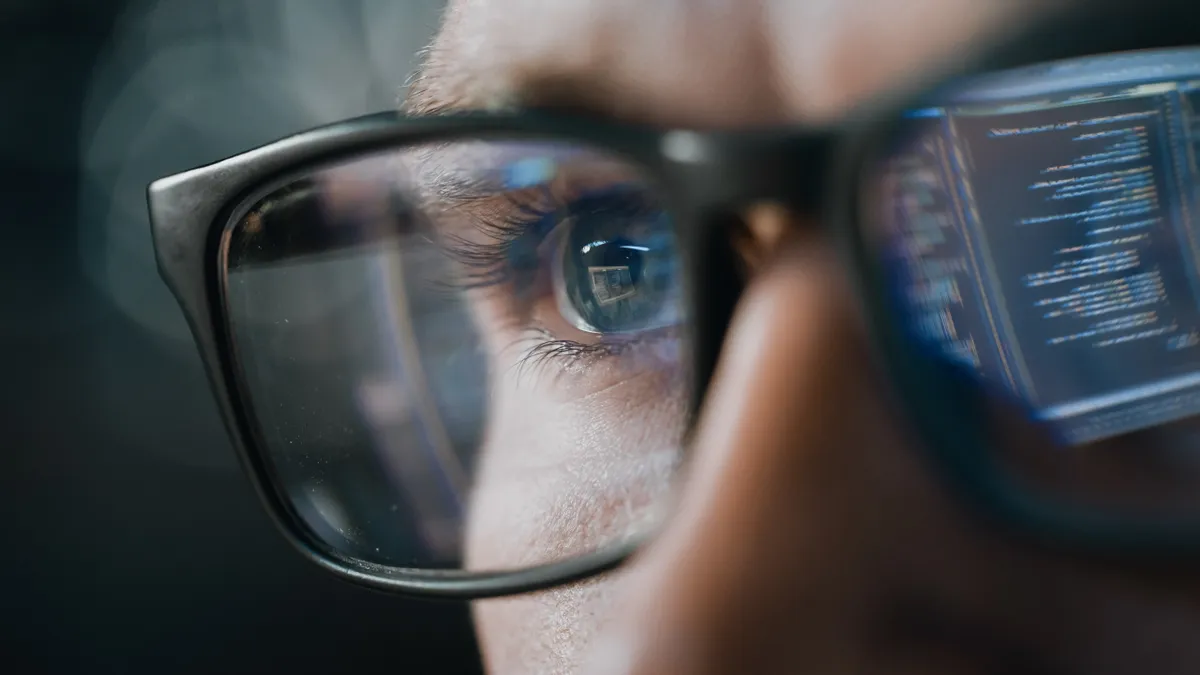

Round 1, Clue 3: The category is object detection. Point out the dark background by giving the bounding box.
[0,0,483,672]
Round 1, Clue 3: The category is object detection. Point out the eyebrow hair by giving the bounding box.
[406,142,511,209]
[402,46,452,115]
[401,151,499,219]
[408,140,603,217]
[402,33,616,119]
[403,38,522,116]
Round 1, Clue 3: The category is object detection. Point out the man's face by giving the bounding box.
[406,1,1200,673]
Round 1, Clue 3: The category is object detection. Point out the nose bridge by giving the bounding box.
[584,220,889,673]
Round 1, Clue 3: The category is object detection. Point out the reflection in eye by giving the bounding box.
[441,177,682,371]
[553,189,680,334]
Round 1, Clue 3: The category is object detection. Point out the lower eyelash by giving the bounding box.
[520,339,620,370]
[510,330,625,380]
[509,322,683,382]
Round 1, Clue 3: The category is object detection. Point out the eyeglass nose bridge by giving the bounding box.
[658,129,837,218]
[657,130,835,430]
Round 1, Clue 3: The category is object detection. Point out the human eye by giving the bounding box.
[551,187,682,335]
[437,156,683,377]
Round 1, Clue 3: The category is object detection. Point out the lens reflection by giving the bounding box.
[222,140,688,571]
[867,47,1200,517]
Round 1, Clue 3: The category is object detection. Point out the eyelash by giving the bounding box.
[447,187,657,285]
[509,329,632,380]
[441,190,556,294]
[441,188,653,373]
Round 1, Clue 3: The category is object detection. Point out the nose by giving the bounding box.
[582,211,922,674]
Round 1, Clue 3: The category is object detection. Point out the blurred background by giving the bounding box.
[0,0,485,672]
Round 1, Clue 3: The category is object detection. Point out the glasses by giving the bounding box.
[149,3,1200,598]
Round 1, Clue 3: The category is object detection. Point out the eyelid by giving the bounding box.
[434,150,652,204]
[441,180,653,256]
[437,180,668,335]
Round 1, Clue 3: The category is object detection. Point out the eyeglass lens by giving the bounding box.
[868,46,1200,519]
[221,140,691,571]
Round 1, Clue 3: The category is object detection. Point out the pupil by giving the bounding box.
[562,204,673,334]
[585,239,643,306]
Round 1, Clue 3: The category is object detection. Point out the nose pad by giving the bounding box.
[730,203,791,275]
[729,202,810,278]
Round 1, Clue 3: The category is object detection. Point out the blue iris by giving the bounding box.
[556,188,680,334]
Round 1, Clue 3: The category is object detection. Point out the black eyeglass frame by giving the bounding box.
[148,1,1200,599]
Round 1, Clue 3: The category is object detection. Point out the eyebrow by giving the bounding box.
[409,142,597,214]
[403,37,619,119]
[397,36,652,205]
[403,44,513,116]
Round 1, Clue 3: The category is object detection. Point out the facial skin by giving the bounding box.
[404,0,1200,673]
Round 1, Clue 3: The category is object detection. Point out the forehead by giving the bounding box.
[409,0,1060,126]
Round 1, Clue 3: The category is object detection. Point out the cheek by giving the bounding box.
[462,367,683,669]
[460,291,689,569]
[463,369,683,673]
[458,278,688,570]
[472,574,626,675]
[463,369,685,570]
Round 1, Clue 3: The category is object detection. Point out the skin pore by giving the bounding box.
[405,0,1200,673]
